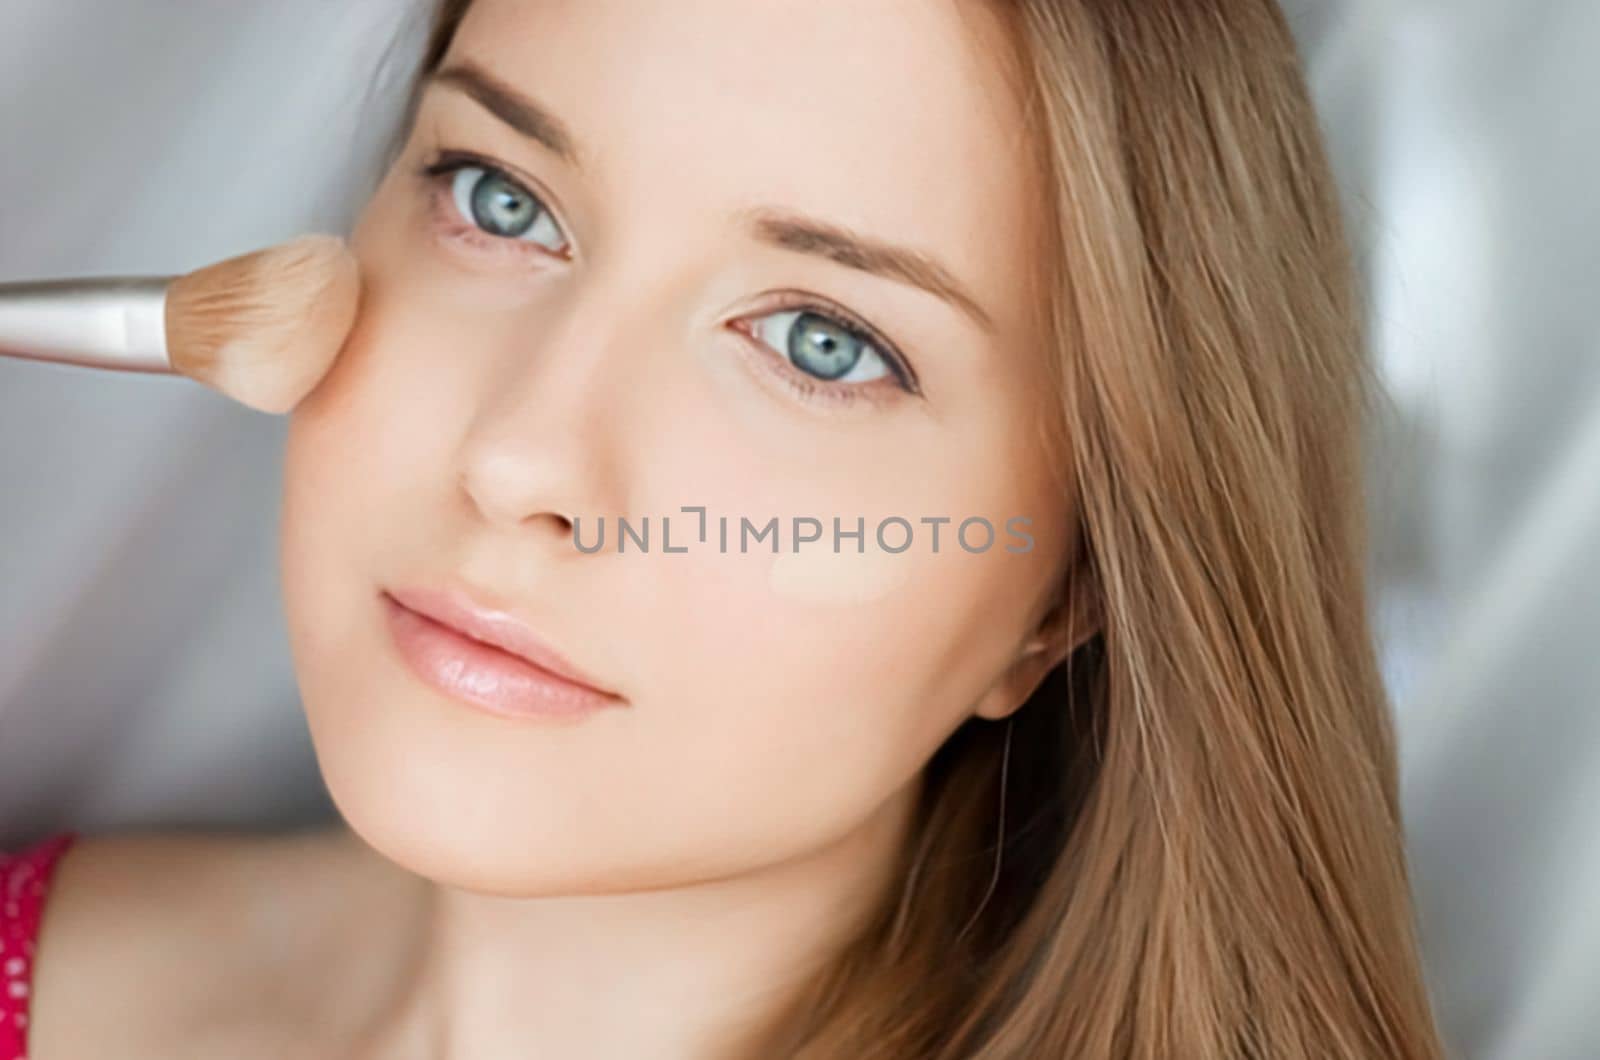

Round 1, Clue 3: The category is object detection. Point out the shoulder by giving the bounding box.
[37,826,329,956]
[27,825,385,1052]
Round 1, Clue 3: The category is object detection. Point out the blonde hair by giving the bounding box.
[411,2,1445,1055]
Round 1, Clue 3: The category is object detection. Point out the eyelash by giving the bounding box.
[416,148,923,410]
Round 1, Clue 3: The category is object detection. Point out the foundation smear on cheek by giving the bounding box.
[766,546,917,605]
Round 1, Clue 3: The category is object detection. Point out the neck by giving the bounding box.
[326,782,917,1059]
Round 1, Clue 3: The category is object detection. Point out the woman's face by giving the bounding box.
[281,0,1074,893]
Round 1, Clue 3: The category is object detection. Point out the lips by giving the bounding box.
[381,583,625,720]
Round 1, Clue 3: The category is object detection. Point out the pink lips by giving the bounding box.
[381,584,625,722]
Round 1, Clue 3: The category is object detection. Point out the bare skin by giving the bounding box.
[31,824,426,1057]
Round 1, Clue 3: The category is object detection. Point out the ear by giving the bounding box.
[972,570,1101,722]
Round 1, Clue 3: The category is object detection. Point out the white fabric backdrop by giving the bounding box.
[2,4,1596,1057]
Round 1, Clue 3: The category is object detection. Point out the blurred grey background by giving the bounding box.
[1,3,1595,1057]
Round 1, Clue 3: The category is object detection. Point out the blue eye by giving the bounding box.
[750,309,892,385]
[448,165,568,253]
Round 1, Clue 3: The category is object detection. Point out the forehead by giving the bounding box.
[444,0,1045,334]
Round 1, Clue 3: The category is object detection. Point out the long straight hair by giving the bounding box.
[406,2,1446,1055]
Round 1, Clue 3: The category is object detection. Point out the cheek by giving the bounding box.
[618,468,1060,852]
[605,528,1047,888]
[622,392,1068,858]
[280,260,456,603]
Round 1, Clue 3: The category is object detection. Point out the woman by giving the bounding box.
[4,0,1446,1055]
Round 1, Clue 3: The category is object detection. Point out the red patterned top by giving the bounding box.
[0,832,78,1060]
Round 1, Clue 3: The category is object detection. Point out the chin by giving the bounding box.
[287,630,661,899]
[297,678,574,896]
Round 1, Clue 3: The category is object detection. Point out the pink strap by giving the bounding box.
[0,832,79,1060]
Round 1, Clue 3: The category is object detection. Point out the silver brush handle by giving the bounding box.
[0,277,174,373]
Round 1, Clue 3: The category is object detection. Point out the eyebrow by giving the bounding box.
[737,208,996,334]
[430,62,582,167]
[428,60,996,335]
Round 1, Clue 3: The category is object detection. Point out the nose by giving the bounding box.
[458,443,581,538]
[454,298,628,544]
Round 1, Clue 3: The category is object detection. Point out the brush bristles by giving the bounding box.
[165,234,360,413]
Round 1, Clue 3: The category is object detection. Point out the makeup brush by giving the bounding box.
[0,234,360,414]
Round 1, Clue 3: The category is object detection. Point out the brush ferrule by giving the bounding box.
[0,277,173,373]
